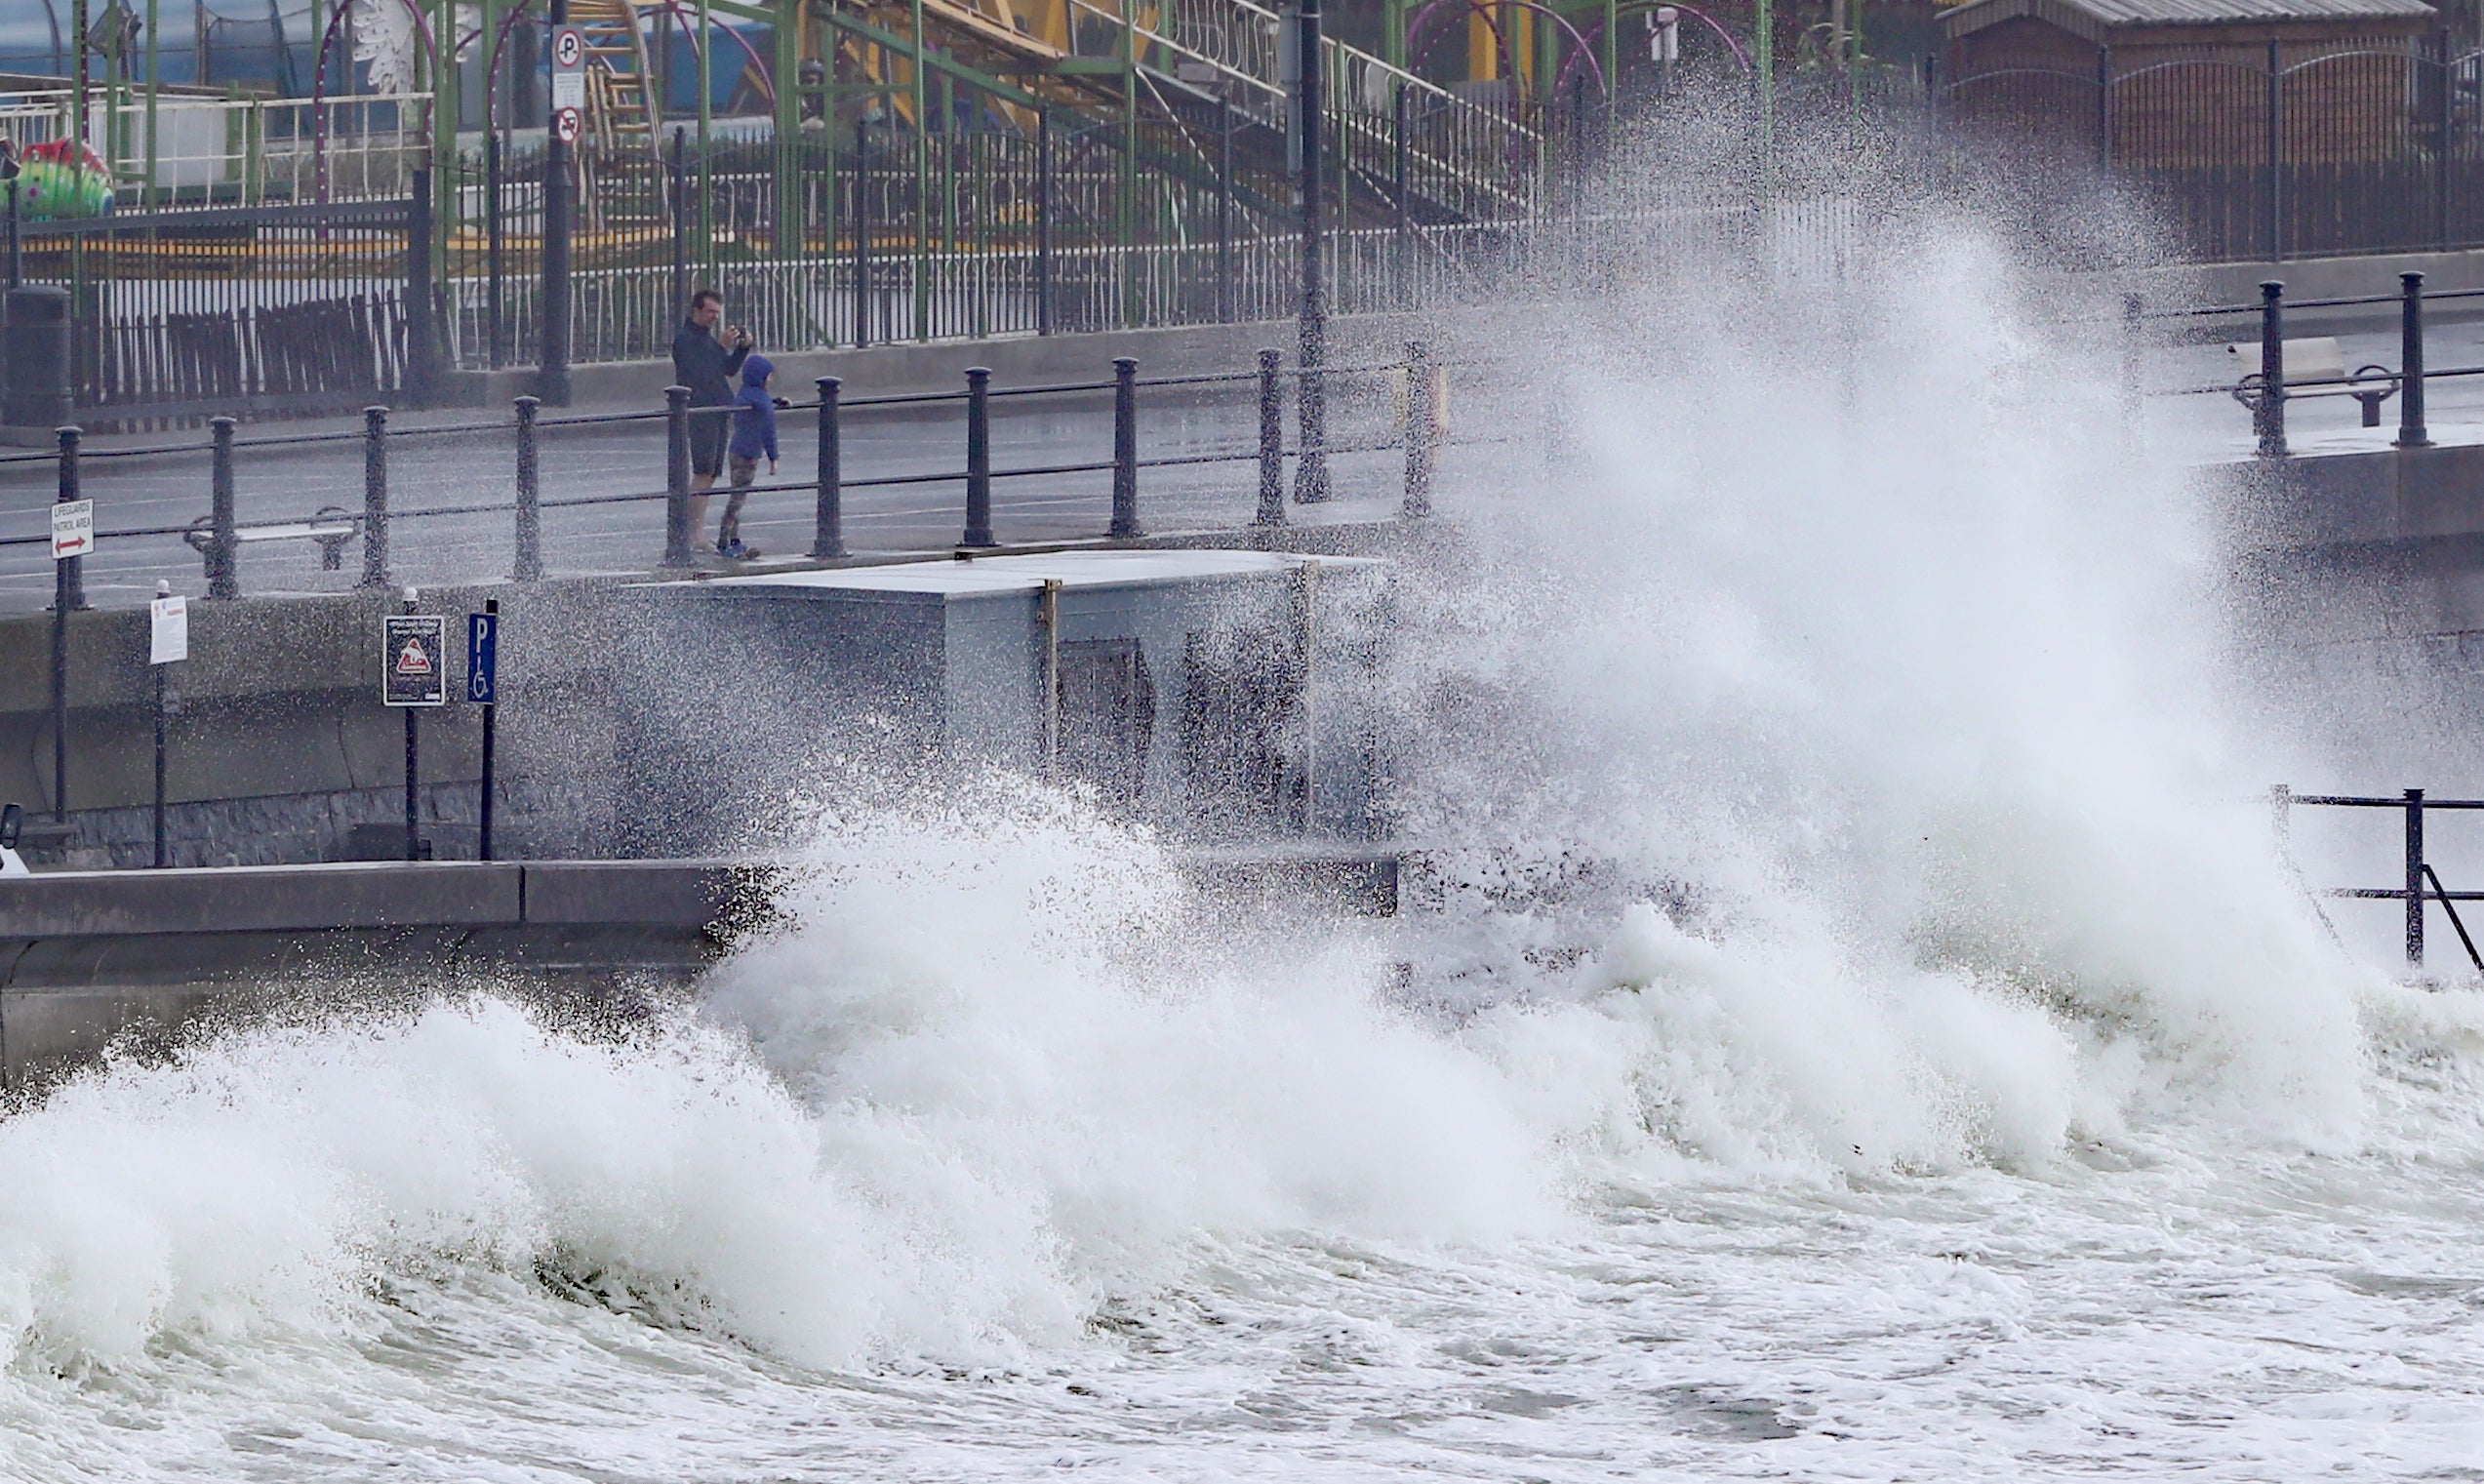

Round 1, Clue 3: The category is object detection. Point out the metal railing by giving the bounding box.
[2136,273,2484,456]
[0,92,427,210]
[2274,783,2484,975]
[0,344,1451,600]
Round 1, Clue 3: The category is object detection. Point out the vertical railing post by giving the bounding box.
[360,404,390,588]
[1402,341,1433,519]
[962,366,995,547]
[1109,355,1142,539]
[207,415,239,600]
[812,375,845,558]
[512,394,543,581]
[663,384,693,568]
[2119,293,2143,449]
[2397,270,2430,450]
[2256,280,2288,459]
[2407,786,2426,968]
[1256,348,1285,527]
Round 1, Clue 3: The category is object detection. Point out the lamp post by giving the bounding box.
[1293,0,1330,503]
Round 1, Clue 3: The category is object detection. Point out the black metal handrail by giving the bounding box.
[1,345,1452,586]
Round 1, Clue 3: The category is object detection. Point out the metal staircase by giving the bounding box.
[836,0,1542,226]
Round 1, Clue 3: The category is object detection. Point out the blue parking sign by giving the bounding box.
[467,612,499,704]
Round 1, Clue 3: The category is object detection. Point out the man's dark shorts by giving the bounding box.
[690,406,729,477]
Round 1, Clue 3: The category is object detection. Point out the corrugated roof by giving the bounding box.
[1942,0,2436,41]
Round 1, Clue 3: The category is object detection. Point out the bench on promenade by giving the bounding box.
[183,506,361,571]
[2226,337,2402,427]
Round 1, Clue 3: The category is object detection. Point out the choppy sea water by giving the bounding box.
[14,150,2484,1482]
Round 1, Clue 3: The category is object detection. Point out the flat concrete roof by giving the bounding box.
[663,549,1382,598]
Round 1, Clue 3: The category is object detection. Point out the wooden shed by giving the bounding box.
[1938,0,2476,258]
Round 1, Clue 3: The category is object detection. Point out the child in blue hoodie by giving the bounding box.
[719,353,784,560]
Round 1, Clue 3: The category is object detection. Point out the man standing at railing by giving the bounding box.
[671,287,748,555]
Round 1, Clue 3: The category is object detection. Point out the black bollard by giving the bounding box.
[1402,341,1433,519]
[512,396,543,581]
[962,367,995,548]
[1109,356,1142,540]
[207,417,238,600]
[2397,271,2430,451]
[2407,787,2426,967]
[811,376,845,559]
[360,405,390,588]
[663,385,692,569]
[2256,280,2288,460]
[1256,349,1285,528]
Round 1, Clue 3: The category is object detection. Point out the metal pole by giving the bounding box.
[208,415,237,599]
[1403,341,1432,518]
[670,126,689,317]
[2397,270,2430,450]
[541,0,574,405]
[1393,81,1409,306]
[360,404,390,587]
[7,180,19,290]
[51,424,84,825]
[55,424,85,613]
[407,167,435,405]
[812,375,845,558]
[1109,356,1142,539]
[2256,280,2287,460]
[1256,347,1285,527]
[1293,0,1331,503]
[486,127,504,368]
[663,384,692,567]
[1218,99,1234,323]
[2120,292,2143,449]
[1040,577,1061,775]
[152,606,167,867]
[2407,786,2426,967]
[962,366,994,547]
[1035,106,1052,337]
[404,589,421,862]
[2265,38,2282,261]
[512,394,542,580]
[854,116,871,348]
[479,596,497,862]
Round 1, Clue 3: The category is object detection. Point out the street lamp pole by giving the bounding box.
[541,0,574,405]
[1293,0,1331,502]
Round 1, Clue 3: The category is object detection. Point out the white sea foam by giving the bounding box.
[3,137,2483,1482]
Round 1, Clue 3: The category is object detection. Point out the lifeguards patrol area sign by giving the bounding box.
[384,615,448,707]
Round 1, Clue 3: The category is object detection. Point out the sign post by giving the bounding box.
[384,592,448,862]
[541,2,580,404]
[50,427,89,824]
[468,602,500,861]
[148,581,186,868]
